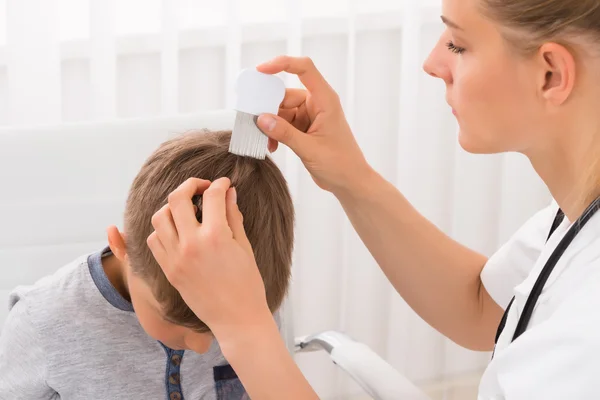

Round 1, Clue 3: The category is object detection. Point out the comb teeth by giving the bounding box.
[228,111,269,160]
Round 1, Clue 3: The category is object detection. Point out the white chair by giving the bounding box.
[0,111,429,400]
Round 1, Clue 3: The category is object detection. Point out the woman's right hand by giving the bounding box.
[257,55,371,195]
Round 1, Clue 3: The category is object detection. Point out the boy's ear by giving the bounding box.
[106,225,127,262]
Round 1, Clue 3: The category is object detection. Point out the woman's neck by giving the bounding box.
[526,127,599,222]
[522,56,600,222]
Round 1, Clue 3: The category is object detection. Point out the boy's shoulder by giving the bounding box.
[8,251,97,324]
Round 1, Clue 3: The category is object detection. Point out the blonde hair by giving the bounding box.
[480,0,600,55]
[124,130,294,333]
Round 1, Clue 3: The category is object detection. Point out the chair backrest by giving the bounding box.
[0,111,295,352]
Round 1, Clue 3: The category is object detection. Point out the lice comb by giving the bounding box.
[228,68,285,160]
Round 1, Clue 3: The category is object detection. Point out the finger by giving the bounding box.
[268,138,279,153]
[256,113,308,157]
[280,88,307,109]
[168,178,211,235]
[226,188,253,255]
[201,177,232,231]
[278,108,297,124]
[292,103,312,132]
[278,107,311,133]
[147,231,169,270]
[151,204,179,252]
[257,56,335,99]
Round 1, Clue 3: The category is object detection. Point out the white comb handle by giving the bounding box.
[235,69,285,116]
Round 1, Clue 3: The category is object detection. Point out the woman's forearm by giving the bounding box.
[217,310,319,400]
[335,166,503,350]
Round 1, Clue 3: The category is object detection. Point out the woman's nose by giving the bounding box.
[423,53,448,81]
[422,56,437,78]
[423,40,453,83]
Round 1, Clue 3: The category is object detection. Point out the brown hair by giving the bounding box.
[480,0,600,55]
[124,130,294,332]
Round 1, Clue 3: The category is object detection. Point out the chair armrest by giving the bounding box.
[296,331,431,400]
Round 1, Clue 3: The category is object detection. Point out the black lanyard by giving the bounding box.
[493,197,600,357]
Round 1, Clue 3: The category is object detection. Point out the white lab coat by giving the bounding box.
[479,200,600,399]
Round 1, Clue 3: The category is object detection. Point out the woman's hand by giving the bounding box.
[146,177,271,338]
[147,177,319,399]
[258,55,371,195]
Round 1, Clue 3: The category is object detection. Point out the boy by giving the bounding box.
[0,130,295,399]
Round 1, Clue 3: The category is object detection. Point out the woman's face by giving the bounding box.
[423,0,545,154]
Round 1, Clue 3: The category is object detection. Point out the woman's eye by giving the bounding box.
[446,40,466,54]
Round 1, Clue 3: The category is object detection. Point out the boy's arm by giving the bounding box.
[0,300,56,399]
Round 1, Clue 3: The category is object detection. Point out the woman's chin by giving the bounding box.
[457,129,498,155]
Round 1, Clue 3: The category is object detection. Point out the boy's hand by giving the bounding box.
[256,55,371,196]
[147,177,272,338]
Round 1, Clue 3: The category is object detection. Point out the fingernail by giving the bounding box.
[231,187,237,204]
[257,115,276,132]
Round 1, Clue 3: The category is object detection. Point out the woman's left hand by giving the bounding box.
[146,177,272,338]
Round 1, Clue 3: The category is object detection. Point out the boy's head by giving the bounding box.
[107,130,294,352]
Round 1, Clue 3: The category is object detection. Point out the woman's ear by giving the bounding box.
[537,42,576,106]
[106,225,127,262]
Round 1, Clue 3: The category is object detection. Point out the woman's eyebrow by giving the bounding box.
[441,15,464,31]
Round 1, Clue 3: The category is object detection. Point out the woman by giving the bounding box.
[147,0,600,398]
